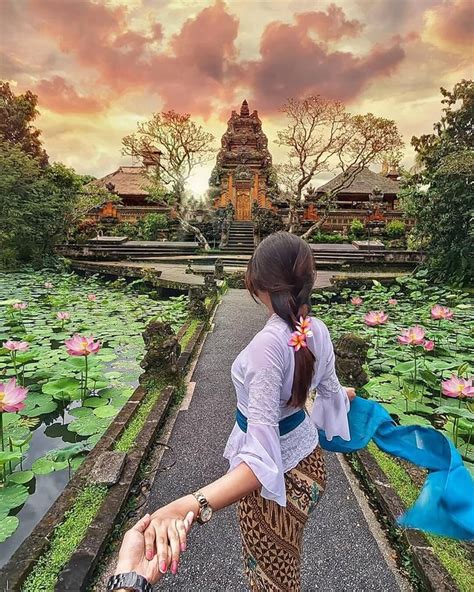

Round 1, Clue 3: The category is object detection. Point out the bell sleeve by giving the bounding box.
[230,331,288,506]
[310,321,351,441]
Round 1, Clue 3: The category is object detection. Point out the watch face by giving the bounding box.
[200,505,213,522]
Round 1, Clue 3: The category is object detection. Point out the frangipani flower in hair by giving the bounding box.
[289,316,312,351]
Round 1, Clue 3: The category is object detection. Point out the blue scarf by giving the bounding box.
[318,396,474,541]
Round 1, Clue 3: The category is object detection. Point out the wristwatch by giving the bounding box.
[107,571,152,592]
[192,490,213,524]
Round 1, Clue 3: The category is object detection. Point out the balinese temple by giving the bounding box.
[210,100,274,220]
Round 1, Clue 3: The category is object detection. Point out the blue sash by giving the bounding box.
[236,407,306,436]
[236,397,474,540]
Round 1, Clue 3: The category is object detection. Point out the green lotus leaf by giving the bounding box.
[42,377,81,395]
[0,483,29,512]
[7,470,35,484]
[434,406,474,421]
[93,405,118,418]
[83,396,108,408]
[20,401,57,417]
[0,451,23,465]
[68,406,93,418]
[393,361,416,374]
[50,443,86,463]
[0,515,20,543]
[68,415,111,436]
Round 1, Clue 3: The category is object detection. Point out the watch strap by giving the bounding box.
[107,571,152,592]
[192,490,210,524]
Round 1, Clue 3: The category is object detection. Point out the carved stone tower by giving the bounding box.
[210,100,273,220]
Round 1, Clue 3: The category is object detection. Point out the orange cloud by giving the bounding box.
[423,0,474,56]
[295,3,364,42]
[33,76,107,113]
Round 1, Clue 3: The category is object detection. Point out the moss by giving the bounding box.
[21,485,107,592]
[179,319,200,350]
[114,383,164,453]
[368,443,474,592]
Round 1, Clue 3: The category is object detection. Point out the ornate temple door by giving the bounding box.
[235,190,251,220]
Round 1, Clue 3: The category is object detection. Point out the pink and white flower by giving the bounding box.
[65,334,101,357]
[56,311,70,321]
[0,378,28,412]
[87,294,97,302]
[364,311,388,327]
[388,298,398,306]
[351,296,363,306]
[3,340,29,353]
[288,332,308,352]
[44,282,53,289]
[423,340,435,352]
[12,302,27,310]
[441,375,474,399]
[397,326,426,346]
[431,305,453,320]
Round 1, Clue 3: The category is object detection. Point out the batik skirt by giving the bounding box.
[238,446,327,591]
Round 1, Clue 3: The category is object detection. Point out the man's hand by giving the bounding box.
[345,387,357,401]
[115,512,193,584]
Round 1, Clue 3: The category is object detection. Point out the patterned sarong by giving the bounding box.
[238,446,326,591]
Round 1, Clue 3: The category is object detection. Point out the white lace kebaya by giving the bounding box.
[223,313,351,507]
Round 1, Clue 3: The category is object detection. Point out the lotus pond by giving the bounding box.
[0,270,188,564]
[313,273,474,477]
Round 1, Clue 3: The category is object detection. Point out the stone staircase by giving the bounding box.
[221,221,255,255]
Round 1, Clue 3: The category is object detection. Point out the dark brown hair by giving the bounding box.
[245,231,315,407]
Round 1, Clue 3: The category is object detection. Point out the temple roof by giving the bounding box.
[316,166,400,195]
[86,166,151,196]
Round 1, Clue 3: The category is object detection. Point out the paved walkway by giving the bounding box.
[147,290,406,591]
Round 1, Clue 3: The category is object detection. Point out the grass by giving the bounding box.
[21,485,107,592]
[179,319,200,350]
[368,443,474,592]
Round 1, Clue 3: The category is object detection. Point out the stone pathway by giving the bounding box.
[146,289,409,591]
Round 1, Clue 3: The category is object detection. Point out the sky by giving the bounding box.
[1,0,473,195]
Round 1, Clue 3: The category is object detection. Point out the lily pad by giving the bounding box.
[93,405,118,418]
[0,515,20,543]
[7,470,35,484]
[0,483,29,512]
[83,396,108,408]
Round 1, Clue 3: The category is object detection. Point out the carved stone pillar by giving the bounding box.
[140,320,180,381]
[333,333,370,388]
[188,286,208,319]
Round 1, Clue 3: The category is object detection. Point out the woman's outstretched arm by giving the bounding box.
[144,462,260,574]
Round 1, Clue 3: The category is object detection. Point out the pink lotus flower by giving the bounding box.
[423,340,435,351]
[44,282,53,289]
[87,294,97,302]
[65,334,101,357]
[441,375,474,399]
[431,305,453,320]
[12,302,27,310]
[3,340,29,353]
[397,326,426,346]
[351,297,363,306]
[56,311,70,321]
[364,311,388,327]
[0,378,28,412]
[388,298,398,306]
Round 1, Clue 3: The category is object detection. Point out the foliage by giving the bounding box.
[399,80,473,285]
[0,270,188,543]
[0,81,48,166]
[349,219,365,238]
[312,274,473,474]
[275,95,404,236]
[384,220,406,239]
[368,443,474,591]
[308,231,347,244]
[21,484,107,592]
[0,143,88,265]
[253,206,284,238]
[139,213,169,240]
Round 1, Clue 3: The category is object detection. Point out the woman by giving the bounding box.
[112,232,355,591]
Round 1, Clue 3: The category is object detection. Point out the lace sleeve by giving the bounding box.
[232,328,287,506]
[310,321,351,441]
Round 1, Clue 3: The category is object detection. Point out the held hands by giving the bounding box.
[115,511,194,585]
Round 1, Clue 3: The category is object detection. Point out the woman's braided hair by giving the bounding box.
[245,231,316,407]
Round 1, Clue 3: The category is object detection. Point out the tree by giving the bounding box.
[275,95,404,237]
[0,82,48,166]
[399,80,473,284]
[0,142,83,265]
[122,110,216,249]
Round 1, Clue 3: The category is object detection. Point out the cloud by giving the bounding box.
[33,76,107,113]
[244,12,407,112]
[423,0,474,56]
[295,3,364,42]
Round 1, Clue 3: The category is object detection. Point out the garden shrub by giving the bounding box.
[385,220,406,238]
[350,219,365,238]
[139,213,169,240]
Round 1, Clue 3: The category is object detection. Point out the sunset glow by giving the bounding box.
[1,0,472,193]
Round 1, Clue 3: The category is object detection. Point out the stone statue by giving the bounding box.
[333,333,370,388]
[140,320,180,380]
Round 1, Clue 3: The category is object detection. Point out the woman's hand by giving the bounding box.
[144,505,196,576]
[116,512,193,584]
[345,387,357,401]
